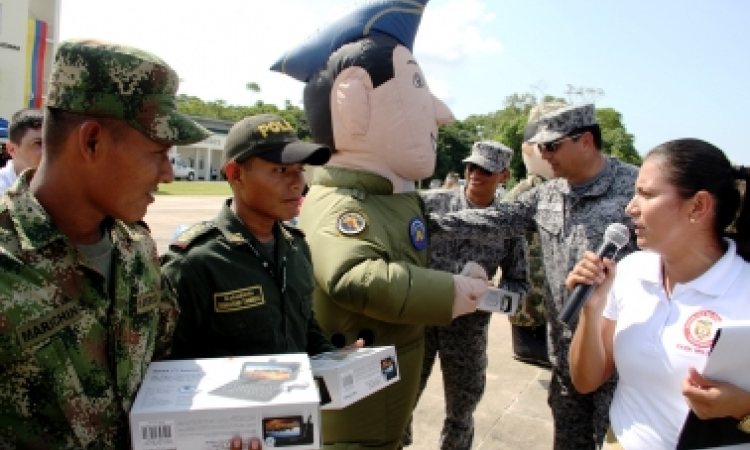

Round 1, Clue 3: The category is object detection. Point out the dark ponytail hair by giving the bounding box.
[646,139,750,262]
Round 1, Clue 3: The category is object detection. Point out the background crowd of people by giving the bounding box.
[1,15,749,450]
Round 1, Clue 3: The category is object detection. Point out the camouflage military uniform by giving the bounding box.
[504,174,547,327]
[412,188,529,450]
[429,156,639,450]
[0,39,206,450]
[0,173,178,449]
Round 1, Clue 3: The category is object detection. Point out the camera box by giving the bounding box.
[478,287,520,315]
[309,346,400,410]
[130,353,320,450]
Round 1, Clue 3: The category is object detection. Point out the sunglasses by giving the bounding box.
[466,163,493,176]
[538,133,583,154]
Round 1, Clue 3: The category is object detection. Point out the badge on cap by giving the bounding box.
[409,217,428,250]
[337,211,368,236]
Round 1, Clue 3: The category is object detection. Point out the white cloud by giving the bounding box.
[415,0,501,66]
[57,0,499,110]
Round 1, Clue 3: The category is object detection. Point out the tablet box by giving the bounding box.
[309,346,399,410]
[130,353,320,450]
[478,286,520,315]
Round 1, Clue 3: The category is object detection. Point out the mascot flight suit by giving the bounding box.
[271,2,489,449]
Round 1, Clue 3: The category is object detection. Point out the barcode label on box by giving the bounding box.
[139,421,175,446]
[341,371,354,391]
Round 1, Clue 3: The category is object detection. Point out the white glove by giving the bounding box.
[452,275,489,318]
[459,261,489,282]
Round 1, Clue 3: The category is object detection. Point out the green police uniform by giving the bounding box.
[298,166,455,449]
[0,172,178,449]
[161,199,336,359]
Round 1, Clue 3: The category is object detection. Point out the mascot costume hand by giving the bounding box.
[272,1,487,448]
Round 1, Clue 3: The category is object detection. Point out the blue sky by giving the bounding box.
[60,0,749,164]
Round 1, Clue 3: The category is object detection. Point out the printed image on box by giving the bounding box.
[263,415,315,447]
[478,287,520,315]
[310,346,400,409]
[210,362,302,403]
[129,354,320,450]
[381,356,398,381]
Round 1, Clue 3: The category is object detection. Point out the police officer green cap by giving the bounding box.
[45,39,211,145]
[224,114,331,167]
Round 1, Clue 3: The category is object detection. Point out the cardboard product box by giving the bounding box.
[478,286,520,315]
[310,346,399,410]
[130,353,320,450]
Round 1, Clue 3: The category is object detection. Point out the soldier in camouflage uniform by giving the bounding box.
[503,104,565,367]
[0,39,210,449]
[429,104,639,450]
[405,141,530,450]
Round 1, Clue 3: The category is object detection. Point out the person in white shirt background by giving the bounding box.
[0,109,43,194]
[566,138,750,450]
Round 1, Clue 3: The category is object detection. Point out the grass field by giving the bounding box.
[155,181,232,196]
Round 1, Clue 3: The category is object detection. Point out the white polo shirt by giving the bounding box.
[0,160,16,194]
[604,239,750,450]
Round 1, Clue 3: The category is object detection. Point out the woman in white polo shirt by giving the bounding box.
[566,138,750,450]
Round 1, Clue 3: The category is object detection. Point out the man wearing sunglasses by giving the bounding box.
[405,141,530,450]
[429,103,639,450]
[0,109,43,194]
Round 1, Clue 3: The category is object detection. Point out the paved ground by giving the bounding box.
[145,195,558,449]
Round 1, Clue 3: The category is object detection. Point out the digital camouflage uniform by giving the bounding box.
[412,187,530,450]
[0,39,208,449]
[161,200,336,359]
[0,173,178,449]
[504,174,547,328]
[429,156,638,450]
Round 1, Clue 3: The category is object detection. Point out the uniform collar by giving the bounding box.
[215,199,295,247]
[636,239,743,298]
[313,166,394,195]
[550,156,617,197]
[459,187,498,209]
[6,170,139,251]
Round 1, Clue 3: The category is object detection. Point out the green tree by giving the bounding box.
[596,108,642,166]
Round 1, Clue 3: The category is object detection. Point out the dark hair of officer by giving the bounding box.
[646,138,750,261]
[9,109,43,144]
[567,124,603,150]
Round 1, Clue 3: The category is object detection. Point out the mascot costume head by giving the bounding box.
[270,3,488,449]
[271,0,453,193]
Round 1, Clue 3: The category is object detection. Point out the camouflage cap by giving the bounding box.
[529,103,597,144]
[527,101,567,124]
[45,39,210,145]
[463,140,513,174]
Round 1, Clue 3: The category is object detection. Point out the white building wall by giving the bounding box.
[0,0,60,125]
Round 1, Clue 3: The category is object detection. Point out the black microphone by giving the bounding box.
[558,223,630,327]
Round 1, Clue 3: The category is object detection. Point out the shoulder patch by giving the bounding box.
[337,210,368,236]
[170,221,215,250]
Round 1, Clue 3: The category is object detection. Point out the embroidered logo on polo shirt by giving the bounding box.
[214,286,265,313]
[684,310,722,348]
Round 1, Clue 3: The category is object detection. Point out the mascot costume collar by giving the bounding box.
[271,0,453,194]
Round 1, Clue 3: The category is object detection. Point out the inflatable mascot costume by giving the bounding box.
[271,1,489,448]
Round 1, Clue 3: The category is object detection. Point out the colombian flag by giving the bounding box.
[24,18,48,109]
